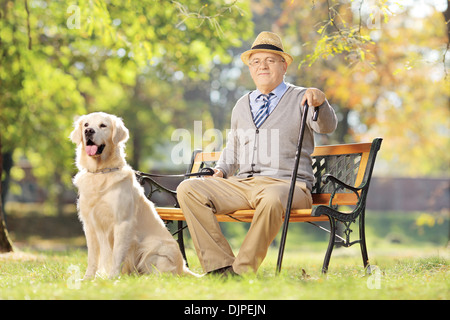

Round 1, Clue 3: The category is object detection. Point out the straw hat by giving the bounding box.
[241,31,293,66]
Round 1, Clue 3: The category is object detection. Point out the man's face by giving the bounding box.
[248,52,288,93]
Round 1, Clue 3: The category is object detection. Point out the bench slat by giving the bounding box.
[156,207,329,223]
[312,193,358,206]
[311,142,372,156]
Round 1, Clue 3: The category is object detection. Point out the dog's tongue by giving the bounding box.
[86,145,98,156]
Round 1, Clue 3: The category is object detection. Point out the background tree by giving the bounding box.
[0,0,253,252]
[275,0,449,175]
[0,134,13,252]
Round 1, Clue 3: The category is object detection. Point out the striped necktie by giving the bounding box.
[254,93,274,128]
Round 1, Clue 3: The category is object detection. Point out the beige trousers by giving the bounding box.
[176,176,312,274]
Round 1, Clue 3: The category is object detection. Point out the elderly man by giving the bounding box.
[177,32,338,276]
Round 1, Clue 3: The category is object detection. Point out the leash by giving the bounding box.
[135,167,215,178]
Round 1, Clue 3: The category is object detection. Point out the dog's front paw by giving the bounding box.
[108,270,121,280]
[83,264,99,280]
[82,272,95,281]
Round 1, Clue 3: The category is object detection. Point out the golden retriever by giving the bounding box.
[70,112,197,279]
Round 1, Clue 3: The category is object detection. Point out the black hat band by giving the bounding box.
[251,44,284,52]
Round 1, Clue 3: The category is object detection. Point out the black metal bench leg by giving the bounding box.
[359,211,370,273]
[322,217,336,274]
[177,220,188,267]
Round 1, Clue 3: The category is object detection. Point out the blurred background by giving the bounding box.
[0,0,448,253]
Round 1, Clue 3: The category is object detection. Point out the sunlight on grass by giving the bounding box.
[0,245,448,300]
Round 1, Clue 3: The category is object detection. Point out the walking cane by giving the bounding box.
[276,102,319,273]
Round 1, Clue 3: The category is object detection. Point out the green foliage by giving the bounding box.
[278,0,450,176]
[69,0,250,74]
[296,0,390,68]
[0,0,253,205]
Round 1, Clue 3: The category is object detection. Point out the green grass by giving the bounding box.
[2,208,449,300]
[0,245,448,300]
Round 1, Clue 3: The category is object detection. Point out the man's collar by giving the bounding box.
[252,81,287,101]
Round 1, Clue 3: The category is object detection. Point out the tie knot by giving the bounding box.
[258,93,274,102]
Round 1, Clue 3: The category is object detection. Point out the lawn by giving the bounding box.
[1,209,448,301]
[0,244,448,301]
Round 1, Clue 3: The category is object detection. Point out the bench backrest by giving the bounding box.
[187,138,383,207]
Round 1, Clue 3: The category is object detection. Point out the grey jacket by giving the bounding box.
[215,84,338,191]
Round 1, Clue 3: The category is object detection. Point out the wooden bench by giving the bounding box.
[136,138,383,274]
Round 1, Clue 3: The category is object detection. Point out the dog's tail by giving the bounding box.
[183,264,203,278]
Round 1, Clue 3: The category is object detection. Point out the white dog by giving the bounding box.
[70,112,197,279]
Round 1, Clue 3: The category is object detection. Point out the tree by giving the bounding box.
[276,0,449,176]
[0,134,13,252]
[0,0,252,252]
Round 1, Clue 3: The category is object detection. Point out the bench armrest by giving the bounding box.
[321,174,361,207]
[312,174,366,221]
[322,174,361,193]
[135,172,178,207]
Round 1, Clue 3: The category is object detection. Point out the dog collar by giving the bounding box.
[88,167,121,174]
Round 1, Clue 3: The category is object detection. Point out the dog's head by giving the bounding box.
[70,112,129,169]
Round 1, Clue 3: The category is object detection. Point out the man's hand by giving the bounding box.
[210,168,224,178]
[300,88,326,107]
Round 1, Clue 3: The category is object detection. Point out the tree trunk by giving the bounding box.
[443,1,450,42]
[0,132,14,253]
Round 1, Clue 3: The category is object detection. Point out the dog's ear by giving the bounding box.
[70,115,84,145]
[112,116,129,145]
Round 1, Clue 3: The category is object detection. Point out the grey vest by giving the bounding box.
[216,84,338,191]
